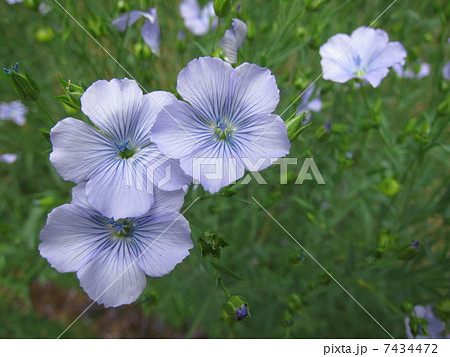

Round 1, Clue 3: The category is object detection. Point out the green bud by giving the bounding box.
[397,242,419,261]
[223,295,250,321]
[56,78,85,111]
[198,231,229,259]
[36,26,55,42]
[401,300,414,314]
[435,300,450,323]
[281,310,294,327]
[377,231,398,252]
[285,112,310,141]
[315,122,332,142]
[378,178,401,197]
[289,249,306,267]
[213,0,231,18]
[3,63,40,102]
[408,315,429,337]
[287,293,305,313]
[133,42,152,59]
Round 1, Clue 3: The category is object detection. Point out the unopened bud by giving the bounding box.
[3,63,40,102]
[224,295,250,321]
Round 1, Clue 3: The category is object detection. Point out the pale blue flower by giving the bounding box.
[50,78,190,220]
[393,62,431,79]
[0,153,18,164]
[112,8,161,55]
[6,0,22,4]
[180,0,217,36]
[0,100,27,126]
[296,84,322,120]
[39,184,193,307]
[221,18,247,64]
[151,57,290,194]
[443,62,450,80]
[405,305,447,339]
[320,26,407,87]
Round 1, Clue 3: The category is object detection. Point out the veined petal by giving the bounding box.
[86,156,153,220]
[367,41,407,71]
[77,240,147,307]
[50,117,116,183]
[135,210,193,277]
[151,189,186,215]
[85,144,189,219]
[80,78,153,146]
[39,202,110,273]
[229,62,279,123]
[319,33,355,82]
[351,27,389,67]
[221,18,247,64]
[112,10,146,31]
[141,8,160,55]
[180,142,246,194]
[234,113,290,171]
[177,57,234,122]
[151,99,213,159]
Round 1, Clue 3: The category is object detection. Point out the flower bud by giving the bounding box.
[315,121,332,142]
[3,63,40,102]
[397,241,420,261]
[35,26,55,42]
[224,295,250,321]
[55,78,85,111]
[214,0,231,18]
[198,231,228,259]
[378,178,401,197]
[285,112,309,141]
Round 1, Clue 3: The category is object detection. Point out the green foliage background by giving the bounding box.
[0,0,448,338]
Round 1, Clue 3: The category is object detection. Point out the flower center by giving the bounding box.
[115,140,135,159]
[108,218,134,239]
[353,56,366,77]
[213,119,234,142]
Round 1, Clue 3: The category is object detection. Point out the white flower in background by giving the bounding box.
[442,62,450,80]
[180,0,217,36]
[393,62,431,79]
[405,305,448,339]
[320,26,407,87]
[0,100,27,126]
[0,153,18,164]
[112,8,161,56]
[221,18,247,64]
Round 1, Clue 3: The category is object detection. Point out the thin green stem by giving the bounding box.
[217,276,231,298]
[211,17,221,54]
[36,100,56,125]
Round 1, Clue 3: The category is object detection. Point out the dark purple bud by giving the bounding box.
[324,121,332,132]
[177,30,185,41]
[410,241,420,249]
[235,304,248,321]
[237,3,242,12]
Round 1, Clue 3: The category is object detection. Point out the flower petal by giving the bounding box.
[112,10,145,31]
[320,33,356,83]
[135,210,193,277]
[177,57,234,123]
[39,202,110,273]
[234,113,290,171]
[180,143,246,194]
[0,153,18,164]
[141,9,160,55]
[85,145,189,219]
[77,240,147,307]
[80,78,152,146]
[50,117,116,183]
[367,41,407,72]
[221,18,247,64]
[229,62,280,123]
[151,99,210,159]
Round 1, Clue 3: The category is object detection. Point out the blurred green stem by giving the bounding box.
[36,100,56,125]
[218,277,231,298]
